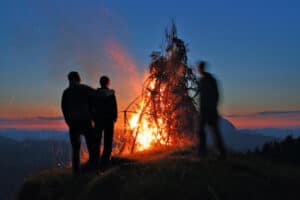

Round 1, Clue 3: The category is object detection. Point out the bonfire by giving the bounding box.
[119,23,199,154]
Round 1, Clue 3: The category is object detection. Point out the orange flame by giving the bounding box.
[128,79,170,152]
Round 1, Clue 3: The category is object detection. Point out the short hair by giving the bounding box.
[198,61,206,71]
[68,71,80,82]
[100,76,110,87]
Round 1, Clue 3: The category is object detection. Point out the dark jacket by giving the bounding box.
[198,72,219,109]
[61,84,95,127]
[93,88,118,122]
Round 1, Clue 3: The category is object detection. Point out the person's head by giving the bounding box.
[197,61,207,76]
[100,76,110,88]
[68,71,81,85]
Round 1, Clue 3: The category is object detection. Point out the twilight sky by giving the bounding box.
[0,0,300,129]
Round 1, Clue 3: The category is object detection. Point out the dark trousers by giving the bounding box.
[198,107,226,156]
[94,119,114,165]
[69,122,95,174]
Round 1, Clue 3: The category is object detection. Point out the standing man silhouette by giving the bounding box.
[197,62,226,158]
[61,71,96,175]
[94,76,118,169]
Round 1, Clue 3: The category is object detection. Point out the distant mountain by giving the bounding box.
[209,118,276,152]
[0,135,18,146]
[0,136,70,200]
[239,128,300,138]
[0,129,68,141]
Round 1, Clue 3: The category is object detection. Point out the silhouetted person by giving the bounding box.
[197,62,226,158]
[93,76,118,168]
[61,71,96,175]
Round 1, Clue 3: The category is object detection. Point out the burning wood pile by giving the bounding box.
[119,23,199,154]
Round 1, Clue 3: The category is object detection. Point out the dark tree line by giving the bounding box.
[250,135,300,165]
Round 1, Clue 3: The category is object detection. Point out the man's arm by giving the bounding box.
[193,79,201,98]
[83,84,96,116]
[212,78,220,105]
[61,91,71,126]
[82,84,96,98]
[112,93,118,122]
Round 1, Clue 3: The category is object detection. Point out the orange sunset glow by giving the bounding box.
[1,34,300,132]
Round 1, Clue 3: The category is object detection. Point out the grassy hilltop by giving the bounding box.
[18,147,300,200]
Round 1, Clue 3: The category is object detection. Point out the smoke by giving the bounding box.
[47,6,145,110]
[105,39,144,108]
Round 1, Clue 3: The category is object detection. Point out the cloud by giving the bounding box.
[225,114,241,118]
[0,117,66,130]
[36,116,64,121]
[0,118,9,122]
[256,111,300,116]
[0,116,64,123]
[225,110,300,129]
[226,110,300,118]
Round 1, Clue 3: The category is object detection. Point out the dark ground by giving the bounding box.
[18,147,300,200]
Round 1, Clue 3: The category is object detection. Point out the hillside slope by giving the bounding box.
[18,148,300,200]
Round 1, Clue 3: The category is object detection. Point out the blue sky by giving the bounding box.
[0,0,300,128]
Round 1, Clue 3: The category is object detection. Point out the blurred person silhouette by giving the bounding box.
[197,61,226,158]
[61,71,97,175]
[93,76,118,169]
